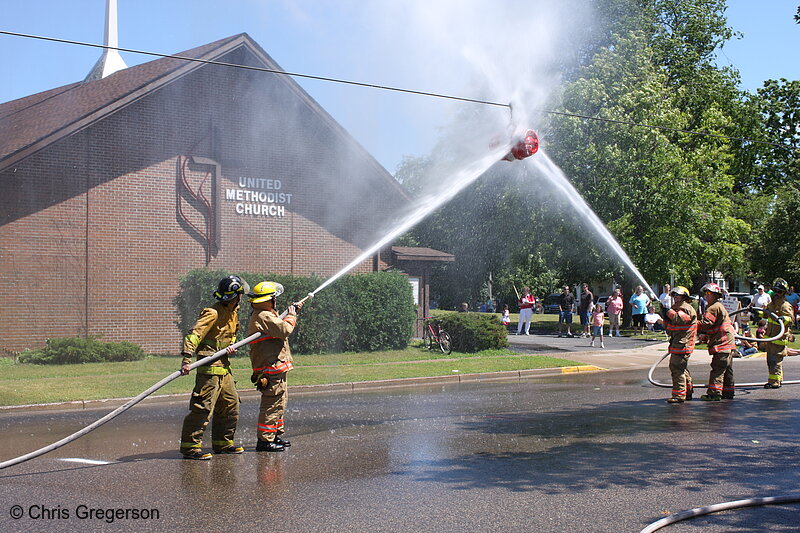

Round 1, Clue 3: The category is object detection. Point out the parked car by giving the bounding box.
[728,292,752,308]
[542,294,561,314]
[597,296,609,312]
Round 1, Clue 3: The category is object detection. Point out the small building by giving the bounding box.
[388,246,455,336]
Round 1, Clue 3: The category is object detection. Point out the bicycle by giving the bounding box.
[422,317,452,354]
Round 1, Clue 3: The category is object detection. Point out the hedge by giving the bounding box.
[174,269,417,354]
[18,337,146,365]
[431,312,508,352]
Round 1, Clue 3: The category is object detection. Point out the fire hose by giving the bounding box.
[0,292,314,471]
[648,307,800,388]
[640,494,800,532]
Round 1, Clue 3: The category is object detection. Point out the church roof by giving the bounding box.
[0,33,407,199]
[0,34,244,170]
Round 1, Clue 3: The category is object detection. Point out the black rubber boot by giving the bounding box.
[274,436,291,447]
[700,394,722,401]
[256,440,285,452]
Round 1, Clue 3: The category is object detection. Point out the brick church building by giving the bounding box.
[0,33,411,353]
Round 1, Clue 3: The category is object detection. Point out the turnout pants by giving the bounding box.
[257,372,288,442]
[669,354,693,399]
[180,371,240,452]
[766,344,787,385]
[707,351,735,398]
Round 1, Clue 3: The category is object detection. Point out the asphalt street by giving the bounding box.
[1,336,799,532]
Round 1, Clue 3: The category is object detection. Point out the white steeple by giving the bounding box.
[84,0,127,82]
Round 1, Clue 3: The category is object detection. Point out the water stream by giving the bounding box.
[307,139,651,304]
[531,149,654,295]
[309,144,511,297]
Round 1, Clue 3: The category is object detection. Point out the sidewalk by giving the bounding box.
[506,330,714,370]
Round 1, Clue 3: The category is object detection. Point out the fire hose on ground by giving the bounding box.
[648,306,800,389]
[0,292,314,471]
[640,494,800,532]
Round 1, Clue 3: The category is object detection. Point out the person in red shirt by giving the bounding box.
[517,286,536,335]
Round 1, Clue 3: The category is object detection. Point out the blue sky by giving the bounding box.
[1,1,797,173]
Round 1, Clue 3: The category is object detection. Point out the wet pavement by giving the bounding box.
[1,341,800,532]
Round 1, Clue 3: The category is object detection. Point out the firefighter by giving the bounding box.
[247,281,303,452]
[663,286,697,403]
[763,278,795,389]
[179,275,246,460]
[697,283,736,400]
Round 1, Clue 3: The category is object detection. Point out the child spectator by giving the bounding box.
[590,303,605,348]
[738,307,751,335]
[501,304,511,327]
[756,319,767,350]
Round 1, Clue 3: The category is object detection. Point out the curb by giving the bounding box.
[0,364,607,413]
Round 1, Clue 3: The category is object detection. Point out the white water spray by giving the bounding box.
[310,145,510,297]
[531,150,654,296]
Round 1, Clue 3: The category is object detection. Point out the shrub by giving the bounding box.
[18,337,145,365]
[175,269,417,354]
[433,312,508,353]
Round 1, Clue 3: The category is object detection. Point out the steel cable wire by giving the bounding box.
[0,29,785,148]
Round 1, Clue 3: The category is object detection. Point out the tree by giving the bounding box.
[744,78,800,282]
[754,79,800,191]
[751,184,800,283]
[547,26,749,284]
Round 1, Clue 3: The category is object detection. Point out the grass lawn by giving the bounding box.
[0,343,581,407]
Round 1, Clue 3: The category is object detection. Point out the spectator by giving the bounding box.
[738,306,752,335]
[517,286,536,336]
[645,305,665,332]
[558,285,576,338]
[629,285,651,335]
[579,283,594,338]
[752,284,772,309]
[590,303,605,348]
[736,337,758,357]
[501,304,511,327]
[786,285,800,326]
[459,302,469,313]
[698,291,707,315]
[755,319,767,350]
[658,284,673,320]
[606,288,624,337]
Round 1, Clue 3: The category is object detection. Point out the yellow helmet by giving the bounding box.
[670,286,692,299]
[248,281,284,304]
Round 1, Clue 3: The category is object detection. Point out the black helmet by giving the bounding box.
[773,278,789,293]
[214,275,246,301]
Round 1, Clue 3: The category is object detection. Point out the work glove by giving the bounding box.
[251,372,268,391]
